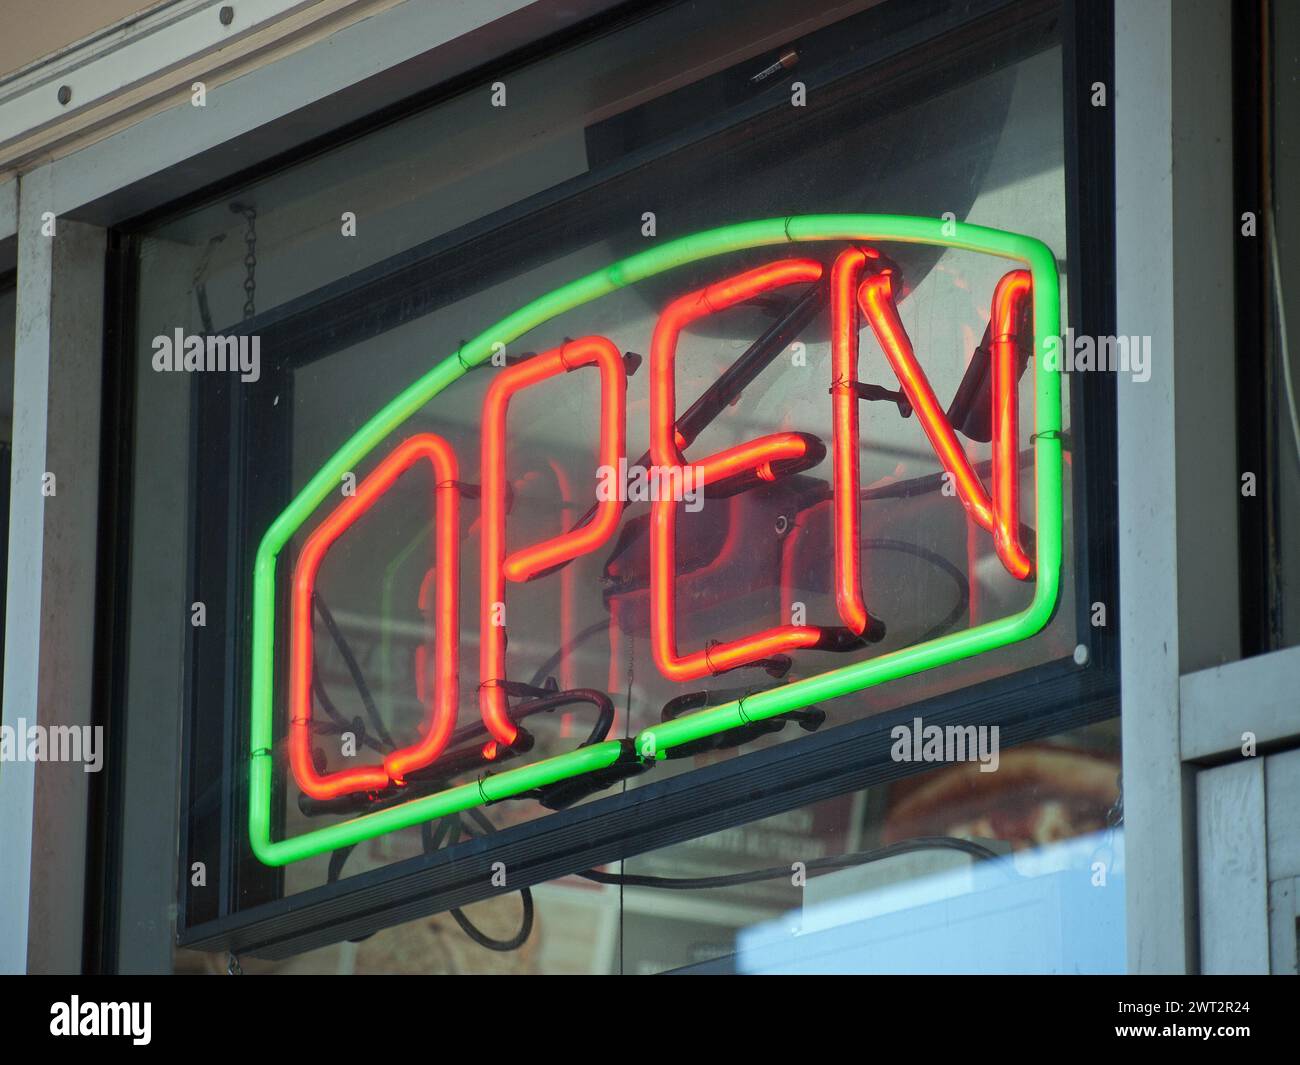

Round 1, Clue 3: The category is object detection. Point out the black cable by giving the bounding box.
[412,687,613,778]
[423,814,536,953]
[526,619,609,689]
[326,844,355,884]
[313,591,397,751]
[449,891,535,953]
[311,667,388,754]
[862,538,969,642]
[311,663,353,730]
[513,687,614,749]
[461,804,498,837]
[428,813,456,852]
[577,836,1009,891]
[299,688,619,818]
[859,438,1055,503]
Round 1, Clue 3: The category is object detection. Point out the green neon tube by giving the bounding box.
[249,214,1061,866]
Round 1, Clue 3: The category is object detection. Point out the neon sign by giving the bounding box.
[249,215,1063,867]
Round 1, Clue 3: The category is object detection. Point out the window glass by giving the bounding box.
[119,0,1117,972]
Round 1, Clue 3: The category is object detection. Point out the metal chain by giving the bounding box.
[230,202,258,320]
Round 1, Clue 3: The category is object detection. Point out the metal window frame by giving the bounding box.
[0,0,321,160]
[0,173,110,975]
[1115,0,1300,975]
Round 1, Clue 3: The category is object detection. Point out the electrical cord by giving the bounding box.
[331,825,1005,951]
[511,686,614,749]
[423,814,535,952]
[577,835,1010,891]
[327,844,355,884]
[312,683,604,882]
[301,689,618,822]
[527,619,610,689]
[399,686,615,792]
[862,538,969,642]
[449,889,535,953]
[859,439,1042,503]
[314,592,397,751]
[311,666,389,754]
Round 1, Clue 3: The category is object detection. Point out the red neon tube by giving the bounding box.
[649,258,823,464]
[989,269,1034,580]
[858,270,995,530]
[480,336,627,753]
[546,459,578,694]
[289,434,460,800]
[652,442,826,680]
[649,259,828,681]
[857,269,1032,580]
[829,247,872,635]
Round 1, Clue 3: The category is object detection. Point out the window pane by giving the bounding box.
[116,0,1116,971]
